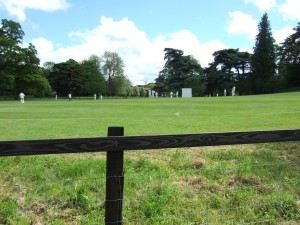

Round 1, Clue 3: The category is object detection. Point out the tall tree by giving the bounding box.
[111,74,132,96]
[101,51,125,96]
[80,55,106,95]
[210,48,251,95]
[251,13,276,94]
[42,61,55,77]
[48,59,84,96]
[0,19,26,93]
[204,62,225,96]
[154,71,169,95]
[278,22,300,88]
[212,49,237,95]
[155,48,184,94]
[0,19,50,96]
[155,48,204,96]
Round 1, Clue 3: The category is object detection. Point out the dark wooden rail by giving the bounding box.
[1,129,300,156]
[1,128,300,225]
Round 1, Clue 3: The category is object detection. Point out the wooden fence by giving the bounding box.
[1,127,300,224]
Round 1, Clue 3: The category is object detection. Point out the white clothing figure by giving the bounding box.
[55,95,57,100]
[94,94,97,100]
[170,92,173,98]
[176,91,178,98]
[232,86,236,96]
[100,95,103,100]
[68,93,72,101]
[224,89,226,96]
[19,92,25,103]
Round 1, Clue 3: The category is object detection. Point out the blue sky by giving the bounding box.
[0,0,299,84]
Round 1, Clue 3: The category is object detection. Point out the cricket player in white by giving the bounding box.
[19,92,25,103]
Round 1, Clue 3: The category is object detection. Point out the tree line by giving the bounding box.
[1,13,300,98]
[43,53,133,97]
[0,19,134,97]
[154,13,300,96]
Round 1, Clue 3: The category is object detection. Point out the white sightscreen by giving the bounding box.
[182,88,192,97]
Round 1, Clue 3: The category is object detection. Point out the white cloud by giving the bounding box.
[274,25,294,44]
[31,37,54,61]
[226,11,258,41]
[240,46,253,54]
[244,0,277,11]
[32,16,227,85]
[154,30,227,69]
[279,0,300,21]
[0,0,70,21]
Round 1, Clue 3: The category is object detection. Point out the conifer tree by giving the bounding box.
[251,13,276,94]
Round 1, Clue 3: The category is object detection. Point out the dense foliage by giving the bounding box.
[1,14,300,97]
[0,19,50,96]
[251,13,277,94]
[278,22,300,89]
[0,19,132,97]
[154,48,205,97]
[154,13,300,96]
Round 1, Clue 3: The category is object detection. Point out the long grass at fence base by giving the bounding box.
[0,142,299,224]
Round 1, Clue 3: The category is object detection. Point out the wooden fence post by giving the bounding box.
[105,127,124,225]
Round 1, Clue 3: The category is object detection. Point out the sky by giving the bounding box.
[0,0,299,85]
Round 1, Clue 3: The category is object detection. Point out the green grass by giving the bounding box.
[0,92,300,224]
[1,92,300,140]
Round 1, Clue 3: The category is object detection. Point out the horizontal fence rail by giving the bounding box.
[1,129,300,156]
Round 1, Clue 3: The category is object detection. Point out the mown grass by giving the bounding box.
[0,92,299,224]
[1,92,300,140]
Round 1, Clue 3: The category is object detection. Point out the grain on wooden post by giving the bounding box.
[105,127,124,225]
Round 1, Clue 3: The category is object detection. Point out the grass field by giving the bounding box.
[1,92,300,140]
[0,92,300,224]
